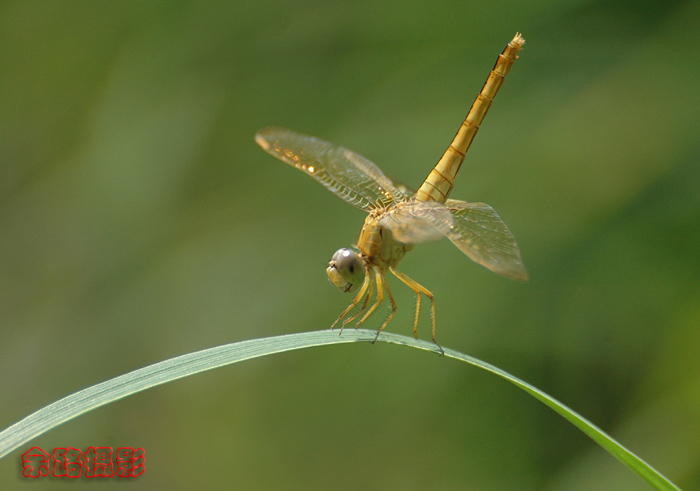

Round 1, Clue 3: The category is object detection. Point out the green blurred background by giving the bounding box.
[1,0,699,489]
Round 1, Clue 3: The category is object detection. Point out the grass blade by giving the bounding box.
[0,329,679,489]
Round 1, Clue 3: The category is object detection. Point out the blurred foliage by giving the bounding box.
[1,0,699,489]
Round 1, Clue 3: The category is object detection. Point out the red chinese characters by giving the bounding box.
[21,446,145,478]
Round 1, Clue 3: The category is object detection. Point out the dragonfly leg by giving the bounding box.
[332,272,371,335]
[372,275,397,344]
[354,271,386,329]
[413,294,421,339]
[342,276,375,329]
[389,267,443,355]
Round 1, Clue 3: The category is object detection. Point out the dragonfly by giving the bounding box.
[256,33,528,352]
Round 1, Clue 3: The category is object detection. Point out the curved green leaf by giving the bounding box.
[0,329,679,490]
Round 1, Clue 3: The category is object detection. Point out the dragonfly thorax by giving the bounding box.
[357,213,413,271]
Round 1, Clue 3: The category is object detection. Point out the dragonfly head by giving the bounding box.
[326,248,365,293]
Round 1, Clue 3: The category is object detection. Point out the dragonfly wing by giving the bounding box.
[393,182,417,197]
[438,199,528,281]
[378,201,453,244]
[256,127,407,211]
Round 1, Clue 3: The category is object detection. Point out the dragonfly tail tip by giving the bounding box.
[511,33,525,49]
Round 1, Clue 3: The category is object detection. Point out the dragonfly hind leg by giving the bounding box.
[390,267,443,355]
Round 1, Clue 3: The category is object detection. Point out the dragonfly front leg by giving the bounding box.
[341,275,375,330]
[355,270,387,329]
[332,272,371,335]
[390,267,443,354]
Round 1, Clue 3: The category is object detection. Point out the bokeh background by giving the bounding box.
[1,0,699,489]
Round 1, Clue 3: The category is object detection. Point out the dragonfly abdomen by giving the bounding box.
[415,33,525,204]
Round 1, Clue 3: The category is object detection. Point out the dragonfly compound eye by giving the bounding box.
[326,248,364,292]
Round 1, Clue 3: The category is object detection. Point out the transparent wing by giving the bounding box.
[438,199,528,281]
[378,200,453,244]
[255,127,408,211]
[394,182,417,197]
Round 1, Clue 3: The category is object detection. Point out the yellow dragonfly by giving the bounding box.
[256,33,527,351]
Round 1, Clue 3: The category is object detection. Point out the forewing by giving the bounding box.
[378,201,453,244]
[440,199,528,281]
[255,127,407,211]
